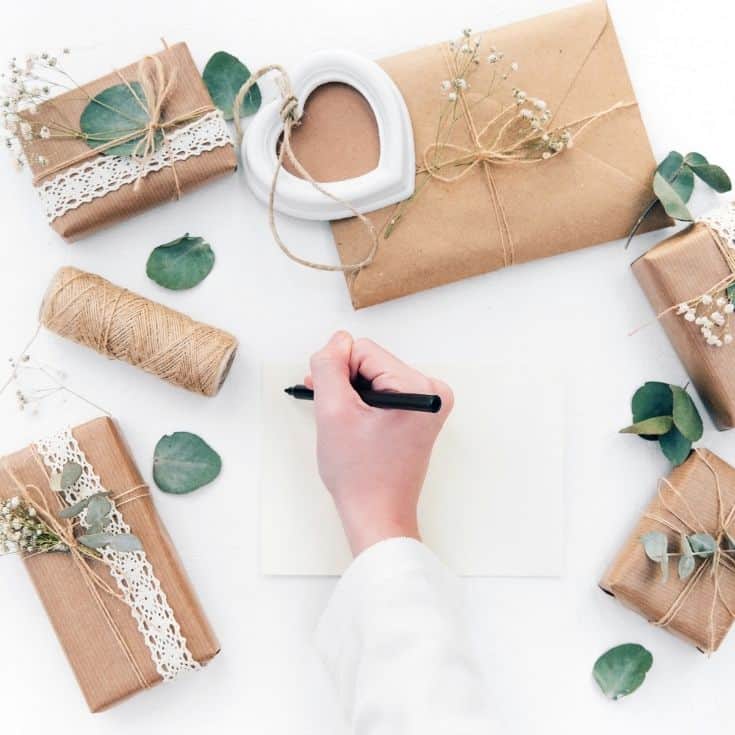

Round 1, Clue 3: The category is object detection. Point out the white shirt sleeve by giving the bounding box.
[315,537,495,734]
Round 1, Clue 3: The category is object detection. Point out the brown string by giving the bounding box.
[232,65,379,274]
[643,449,735,652]
[0,456,151,688]
[39,267,237,397]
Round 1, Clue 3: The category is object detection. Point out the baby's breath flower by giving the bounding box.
[39,125,50,139]
[37,154,48,166]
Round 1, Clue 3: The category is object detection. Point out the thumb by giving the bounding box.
[309,331,356,411]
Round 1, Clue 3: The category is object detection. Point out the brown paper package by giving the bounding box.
[24,43,237,241]
[0,418,219,711]
[632,221,735,430]
[600,450,735,653]
[287,0,671,309]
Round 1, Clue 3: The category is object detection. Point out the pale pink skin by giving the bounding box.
[305,331,454,556]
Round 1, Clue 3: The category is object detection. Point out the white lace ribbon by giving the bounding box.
[697,201,735,249]
[37,110,232,223]
[34,427,200,681]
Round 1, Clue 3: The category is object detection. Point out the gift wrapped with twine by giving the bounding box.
[19,43,236,241]
[601,449,735,653]
[40,267,238,397]
[0,417,220,711]
[633,202,735,430]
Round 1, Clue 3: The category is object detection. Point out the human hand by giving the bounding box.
[305,331,454,555]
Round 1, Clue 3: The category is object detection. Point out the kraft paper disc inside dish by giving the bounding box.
[242,50,415,221]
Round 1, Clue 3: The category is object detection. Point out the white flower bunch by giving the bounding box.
[676,293,735,347]
[0,496,63,555]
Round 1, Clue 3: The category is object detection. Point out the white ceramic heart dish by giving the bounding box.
[242,50,415,221]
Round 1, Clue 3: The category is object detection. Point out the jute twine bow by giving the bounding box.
[33,48,216,201]
[232,65,379,276]
[1,453,151,688]
[40,267,237,397]
[644,449,735,653]
[415,44,636,268]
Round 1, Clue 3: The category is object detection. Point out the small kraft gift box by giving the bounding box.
[601,449,735,653]
[0,417,219,711]
[17,43,237,241]
[633,201,735,430]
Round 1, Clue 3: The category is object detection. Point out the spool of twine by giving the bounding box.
[39,267,237,397]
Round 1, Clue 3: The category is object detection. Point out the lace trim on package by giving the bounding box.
[697,201,735,249]
[34,427,200,680]
[37,110,231,223]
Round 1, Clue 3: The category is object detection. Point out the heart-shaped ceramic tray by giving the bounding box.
[242,50,415,221]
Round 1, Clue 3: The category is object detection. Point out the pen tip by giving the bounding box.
[284,386,294,396]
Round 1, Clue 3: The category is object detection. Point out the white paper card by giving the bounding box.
[260,362,565,576]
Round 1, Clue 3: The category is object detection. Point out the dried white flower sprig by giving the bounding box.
[0,495,66,555]
[676,291,735,348]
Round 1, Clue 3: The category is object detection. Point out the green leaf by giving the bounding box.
[657,151,684,181]
[153,432,222,494]
[684,153,732,193]
[79,532,142,552]
[79,81,162,157]
[146,234,215,290]
[678,535,695,580]
[670,386,703,442]
[58,496,91,519]
[653,172,693,221]
[619,416,673,436]
[60,461,83,490]
[85,494,112,527]
[727,284,735,305]
[593,643,653,700]
[659,426,692,466]
[641,531,668,562]
[632,382,674,423]
[656,150,693,203]
[202,51,261,121]
[687,532,717,557]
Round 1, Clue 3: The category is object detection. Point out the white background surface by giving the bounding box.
[0,0,734,732]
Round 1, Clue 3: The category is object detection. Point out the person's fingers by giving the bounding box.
[309,331,359,413]
[303,375,313,389]
[352,338,434,394]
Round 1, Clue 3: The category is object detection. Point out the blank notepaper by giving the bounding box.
[260,362,565,577]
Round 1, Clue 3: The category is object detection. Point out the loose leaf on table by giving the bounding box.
[146,234,215,290]
[658,426,692,466]
[202,51,261,120]
[687,532,717,557]
[593,643,653,700]
[653,172,692,222]
[619,416,672,436]
[670,385,703,442]
[684,153,732,193]
[80,82,163,157]
[153,432,222,494]
[631,381,674,440]
[656,151,694,203]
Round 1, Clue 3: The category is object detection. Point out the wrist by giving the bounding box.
[335,501,420,556]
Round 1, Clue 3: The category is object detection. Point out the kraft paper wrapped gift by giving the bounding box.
[632,204,735,430]
[289,0,671,308]
[22,43,237,241]
[0,417,219,711]
[600,449,735,653]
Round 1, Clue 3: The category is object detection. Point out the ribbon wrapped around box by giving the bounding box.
[22,43,237,241]
[288,0,671,308]
[0,417,219,711]
[632,202,735,430]
[600,449,735,653]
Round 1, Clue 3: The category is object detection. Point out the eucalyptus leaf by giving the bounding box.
[80,82,162,157]
[202,51,261,121]
[619,416,673,436]
[641,531,668,562]
[78,532,142,552]
[85,494,112,527]
[670,385,703,442]
[60,461,83,490]
[653,172,693,221]
[684,153,732,193]
[632,382,673,423]
[592,643,653,700]
[687,532,717,557]
[146,234,215,290]
[58,496,92,519]
[727,284,735,305]
[659,426,692,466]
[153,432,222,494]
[655,150,693,206]
[678,536,695,580]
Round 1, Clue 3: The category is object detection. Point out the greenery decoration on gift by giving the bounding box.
[626,151,732,247]
[619,381,703,465]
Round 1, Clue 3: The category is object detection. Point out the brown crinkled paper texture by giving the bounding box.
[0,417,219,712]
[288,0,671,308]
[633,221,735,430]
[600,450,735,653]
[24,43,237,241]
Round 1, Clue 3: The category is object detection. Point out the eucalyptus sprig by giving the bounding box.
[625,151,731,248]
[619,381,703,466]
[641,529,733,583]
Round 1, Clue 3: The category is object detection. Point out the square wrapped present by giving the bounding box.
[632,202,735,430]
[20,43,236,241]
[600,449,735,653]
[289,0,671,308]
[0,417,219,711]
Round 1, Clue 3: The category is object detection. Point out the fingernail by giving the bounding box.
[332,330,351,346]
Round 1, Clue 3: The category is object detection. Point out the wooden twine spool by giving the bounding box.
[39,267,238,397]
